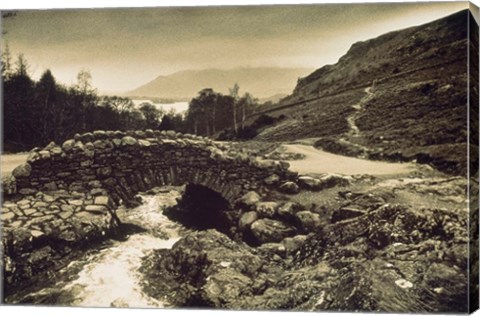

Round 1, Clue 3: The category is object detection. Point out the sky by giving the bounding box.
[1,1,469,94]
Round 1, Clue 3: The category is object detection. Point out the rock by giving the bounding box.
[278,181,299,194]
[395,279,413,289]
[282,235,308,254]
[121,136,138,146]
[32,201,48,208]
[60,204,74,212]
[31,230,44,238]
[138,139,151,147]
[22,208,36,216]
[140,230,267,307]
[12,163,32,178]
[85,205,108,213]
[39,150,51,159]
[239,211,258,231]
[93,130,107,139]
[278,161,290,170]
[84,142,95,157]
[19,188,37,195]
[295,211,321,233]
[264,174,280,186]
[17,199,30,207]
[277,202,301,219]
[59,211,74,219]
[236,191,261,209]
[331,207,366,223]
[42,182,58,191]
[258,243,286,257]
[94,196,109,206]
[68,200,84,206]
[424,263,464,289]
[316,174,351,190]
[255,202,278,218]
[110,298,129,308]
[297,176,322,191]
[251,219,296,244]
[62,139,75,152]
[73,141,85,151]
[1,212,15,221]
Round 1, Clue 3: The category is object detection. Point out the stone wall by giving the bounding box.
[2,130,298,298]
[10,130,293,206]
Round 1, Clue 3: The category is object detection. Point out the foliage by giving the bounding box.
[2,55,160,151]
[184,85,258,137]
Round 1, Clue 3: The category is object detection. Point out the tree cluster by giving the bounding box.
[2,51,164,152]
[183,85,257,137]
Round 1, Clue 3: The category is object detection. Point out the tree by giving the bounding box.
[101,96,134,114]
[1,43,12,80]
[35,70,58,143]
[75,69,97,131]
[238,92,255,129]
[3,54,35,147]
[229,83,240,133]
[139,103,163,129]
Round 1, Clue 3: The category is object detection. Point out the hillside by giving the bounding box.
[126,67,312,100]
[253,9,477,176]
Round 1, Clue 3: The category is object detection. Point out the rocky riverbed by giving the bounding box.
[138,172,470,313]
[1,141,474,313]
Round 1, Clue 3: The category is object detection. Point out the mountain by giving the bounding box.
[251,9,477,176]
[126,67,313,100]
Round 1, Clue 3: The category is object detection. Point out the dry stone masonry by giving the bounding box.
[8,129,294,205]
[1,129,299,294]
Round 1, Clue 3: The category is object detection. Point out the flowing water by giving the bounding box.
[14,187,187,308]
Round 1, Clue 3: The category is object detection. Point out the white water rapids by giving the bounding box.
[17,188,186,308]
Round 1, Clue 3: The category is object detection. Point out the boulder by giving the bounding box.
[239,211,258,231]
[297,176,322,191]
[277,202,302,220]
[255,202,278,218]
[258,243,286,257]
[317,174,351,190]
[295,210,321,233]
[282,235,308,255]
[12,163,32,178]
[236,191,261,209]
[62,139,75,152]
[278,181,299,194]
[264,174,280,186]
[140,230,266,307]
[121,136,138,146]
[251,219,296,244]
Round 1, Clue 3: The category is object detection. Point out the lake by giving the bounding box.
[132,100,189,114]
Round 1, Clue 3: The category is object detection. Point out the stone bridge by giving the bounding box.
[9,129,293,207]
[2,130,298,292]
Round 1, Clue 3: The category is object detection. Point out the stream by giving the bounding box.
[12,187,187,308]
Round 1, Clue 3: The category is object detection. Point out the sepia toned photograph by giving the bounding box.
[0,0,479,314]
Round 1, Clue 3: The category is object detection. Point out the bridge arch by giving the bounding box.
[11,130,291,209]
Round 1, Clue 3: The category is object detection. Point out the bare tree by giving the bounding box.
[229,83,240,133]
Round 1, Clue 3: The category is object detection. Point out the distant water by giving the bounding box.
[132,100,189,113]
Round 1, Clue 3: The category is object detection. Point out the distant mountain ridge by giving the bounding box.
[126,67,313,100]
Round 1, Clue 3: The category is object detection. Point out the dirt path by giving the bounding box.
[1,153,29,177]
[283,144,416,176]
[346,86,373,137]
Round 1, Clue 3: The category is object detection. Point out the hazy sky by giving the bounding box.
[1,1,468,93]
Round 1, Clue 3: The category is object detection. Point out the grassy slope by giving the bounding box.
[254,10,471,175]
